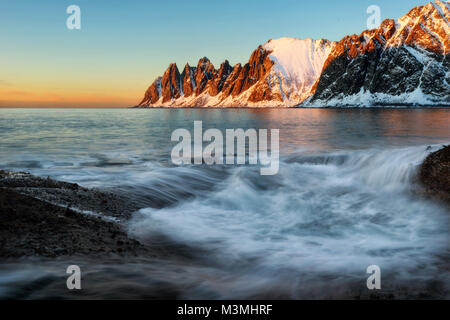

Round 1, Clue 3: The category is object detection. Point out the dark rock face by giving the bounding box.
[311,1,450,105]
[420,146,450,203]
[312,46,449,103]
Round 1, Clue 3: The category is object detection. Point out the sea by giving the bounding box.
[0,107,449,299]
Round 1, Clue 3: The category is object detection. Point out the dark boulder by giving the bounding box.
[420,146,450,204]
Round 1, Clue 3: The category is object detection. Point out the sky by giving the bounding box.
[0,0,431,108]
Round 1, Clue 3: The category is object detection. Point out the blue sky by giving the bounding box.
[0,0,431,107]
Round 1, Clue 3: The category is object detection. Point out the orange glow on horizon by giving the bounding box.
[0,86,144,108]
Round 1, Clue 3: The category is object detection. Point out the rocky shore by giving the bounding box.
[0,170,149,258]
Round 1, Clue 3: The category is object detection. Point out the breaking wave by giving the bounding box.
[127,145,449,298]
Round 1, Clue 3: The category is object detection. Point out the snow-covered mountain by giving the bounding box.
[261,38,336,105]
[308,0,450,107]
[137,38,336,107]
[137,0,449,108]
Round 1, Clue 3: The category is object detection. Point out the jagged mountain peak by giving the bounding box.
[164,63,179,74]
[137,1,449,108]
[138,37,337,107]
[220,60,231,68]
[197,57,212,68]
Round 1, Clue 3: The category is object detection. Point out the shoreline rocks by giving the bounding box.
[0,170,148,258]
[0,170,141,219]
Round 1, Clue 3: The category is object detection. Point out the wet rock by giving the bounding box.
[420,145,450,204]
[0,188,151,258]
[0,170,140,219]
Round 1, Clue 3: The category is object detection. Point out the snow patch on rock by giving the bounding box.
[304,87,449,108]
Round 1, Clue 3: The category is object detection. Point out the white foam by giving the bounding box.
[128,145,449,282]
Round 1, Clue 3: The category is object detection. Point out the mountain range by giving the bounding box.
[137,0,449,108]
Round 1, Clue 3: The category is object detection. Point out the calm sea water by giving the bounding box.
[0,108,449,299]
